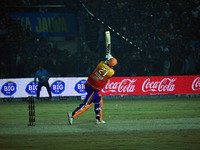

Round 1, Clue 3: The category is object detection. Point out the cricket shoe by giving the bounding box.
[67,112,73,125]
[96,119,106,125]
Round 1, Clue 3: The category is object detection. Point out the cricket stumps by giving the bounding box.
[28,96,35,126]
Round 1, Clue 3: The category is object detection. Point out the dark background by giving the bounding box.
[0,0,199,78]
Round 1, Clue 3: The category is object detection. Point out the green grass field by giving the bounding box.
[0,97,200,150]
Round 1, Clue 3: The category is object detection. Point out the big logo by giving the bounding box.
[51,80,65,94]
[25,81,38,95]
[1,81,17,96]
[74,79,86,94]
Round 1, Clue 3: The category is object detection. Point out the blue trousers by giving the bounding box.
[72,84,103,120]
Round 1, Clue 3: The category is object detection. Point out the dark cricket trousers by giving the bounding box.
[37,82,52,99]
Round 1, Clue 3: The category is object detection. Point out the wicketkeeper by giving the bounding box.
[67,54,118,125]
[34,65,52,100]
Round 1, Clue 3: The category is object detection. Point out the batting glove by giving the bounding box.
[105,54,113,60]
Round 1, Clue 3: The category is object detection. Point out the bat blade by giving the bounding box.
[105,31,111,55]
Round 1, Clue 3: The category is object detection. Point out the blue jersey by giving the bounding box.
[34,69,50,83]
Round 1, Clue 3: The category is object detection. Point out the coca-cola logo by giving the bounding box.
[192,77,200,91]
[142,78,176,92]
[102,79,136,93]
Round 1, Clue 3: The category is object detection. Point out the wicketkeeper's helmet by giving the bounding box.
[108,57,118,67]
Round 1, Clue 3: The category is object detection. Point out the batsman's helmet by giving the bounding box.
[108,57,118,67]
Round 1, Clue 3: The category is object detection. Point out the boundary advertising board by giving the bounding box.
[0,75,200,98]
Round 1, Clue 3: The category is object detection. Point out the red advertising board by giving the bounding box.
[99,75,200,96]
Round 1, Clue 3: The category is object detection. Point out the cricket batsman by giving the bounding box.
[67,54,118,125]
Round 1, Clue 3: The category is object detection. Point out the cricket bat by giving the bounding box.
[105,31,111,55]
